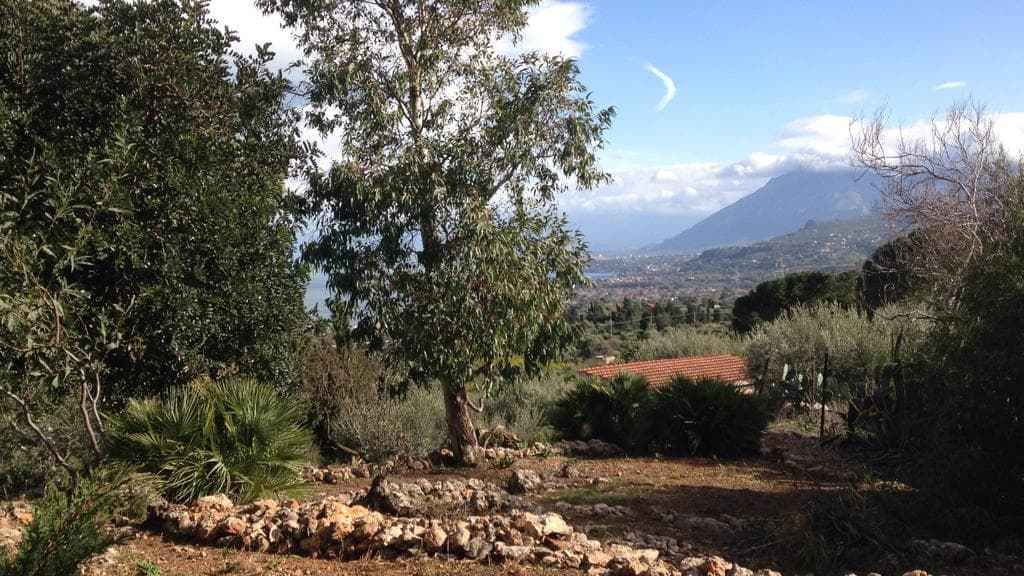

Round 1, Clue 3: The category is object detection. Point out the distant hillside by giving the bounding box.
[648,169,884,254]
[582,216,898,300]
[681,216,896,275]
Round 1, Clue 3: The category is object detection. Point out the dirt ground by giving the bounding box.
[81,428,1023,576]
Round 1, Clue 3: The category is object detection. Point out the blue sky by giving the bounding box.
[575,0,1024,166]
[195,0,1024,251]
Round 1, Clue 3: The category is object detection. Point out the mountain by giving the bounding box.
[583,216,898,300]
[680,216,896,276]
[648,168,884,255]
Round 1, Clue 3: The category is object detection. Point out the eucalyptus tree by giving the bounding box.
[264,0,614,463]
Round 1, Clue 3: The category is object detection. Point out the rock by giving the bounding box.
[450,526,472,550]
[726,567,754,576]
[681,556,734,576]
[674,515,731,533]
[560,463,584,479]
[540,512,573,538]
[423,525,448,551]
[752,570,782,576]
[585,549,614,568]
[508,469,543,494]
[195,494,233,512]
[220,516,247,538]
[902,571,929,576]
[463,537,494,560]
[494,542,533,562]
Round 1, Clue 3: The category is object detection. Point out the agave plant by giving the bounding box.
[108,377,314,503]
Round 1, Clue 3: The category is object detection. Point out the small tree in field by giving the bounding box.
[264,0,614,464]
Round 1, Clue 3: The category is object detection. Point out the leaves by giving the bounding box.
[271,0,612,396]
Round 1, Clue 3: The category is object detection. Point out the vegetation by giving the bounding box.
[552,374,771,457]
[649,377,772,457]
[860,232,925,310]
[0,469,130,576]
[109,377,314,503]
[732,271,860,333]
[0,0,307,483]
[267,0,613,464]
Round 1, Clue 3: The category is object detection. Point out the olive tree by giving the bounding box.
[264,0,613,463]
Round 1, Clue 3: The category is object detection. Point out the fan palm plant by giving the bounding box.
[108,377,313,503]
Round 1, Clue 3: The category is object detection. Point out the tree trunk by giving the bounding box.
[443,384,479,466]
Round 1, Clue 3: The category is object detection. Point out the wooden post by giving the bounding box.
[819,351,830,442]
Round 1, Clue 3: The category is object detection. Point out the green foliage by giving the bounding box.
[551,374,653,453]
[135,561,161,576]
[108,377,314,503]
[331,384,448,463]
[649,377,772,457]
[860,232,924,310]
[0,469,129,576]
[620,324,743,362]
[898,179,1024,518]
[552,374,771,457]
[267,0,613,460]
[745,302,928,422]
[781,489,906,575]
[732,271,861,333]
[477,370,577,444]
[0,0,307,409]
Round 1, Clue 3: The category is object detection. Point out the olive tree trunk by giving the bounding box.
[443,384,479,466]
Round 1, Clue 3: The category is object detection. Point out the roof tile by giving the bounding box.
[579,354,749,388]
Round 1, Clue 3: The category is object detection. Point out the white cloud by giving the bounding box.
[569,110,1024,219]
[933,81,967,91]
[644,63,677,112]
[499,1,590,58]
[836,89,870,104]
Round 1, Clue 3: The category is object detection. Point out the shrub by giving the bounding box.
[331,384,448,463]
[620,324,742,362]
[477,369,577,444]
[553,374,773,458]
[0,469,130,576]
[649,377,772,457]
[550,374,654,453]
[108,377,314,503]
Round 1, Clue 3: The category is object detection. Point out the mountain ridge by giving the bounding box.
[647,168,884,255]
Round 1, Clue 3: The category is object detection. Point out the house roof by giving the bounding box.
[579,354,749,388]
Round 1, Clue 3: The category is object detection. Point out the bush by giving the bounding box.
[620,324,742,362]
[477,369,577,444]
[649,377,772,457]
[331,384,448,463]
[0,469,130,576]
[551,374,654,453]
[552,374,770,457]
[108,377,314,503]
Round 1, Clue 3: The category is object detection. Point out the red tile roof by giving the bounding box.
[579,354,749,388]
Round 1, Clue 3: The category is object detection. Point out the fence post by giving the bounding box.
[819,351,830,442]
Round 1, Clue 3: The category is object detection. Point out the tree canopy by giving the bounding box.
[731,271,860,334]
[264,0,614,463]
[1,0,307,474]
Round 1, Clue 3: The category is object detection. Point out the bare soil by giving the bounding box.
[81,428,1023,576]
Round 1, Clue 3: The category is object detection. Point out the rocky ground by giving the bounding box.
[4,432,1022,576]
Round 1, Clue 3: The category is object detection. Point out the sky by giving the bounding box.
[197,0,1024,250]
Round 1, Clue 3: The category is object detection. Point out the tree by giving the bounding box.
[1,0,307,477]
[731,271,860,334]
[853,101,1016,302]
[265,0,614,464]
[860,231,923,310]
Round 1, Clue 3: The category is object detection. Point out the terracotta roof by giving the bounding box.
[579,354,749,388]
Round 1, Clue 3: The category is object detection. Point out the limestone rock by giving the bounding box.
[508,469,543,494]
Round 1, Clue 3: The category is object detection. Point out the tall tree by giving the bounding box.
[1,0,307,476]
[265,0,613,463]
